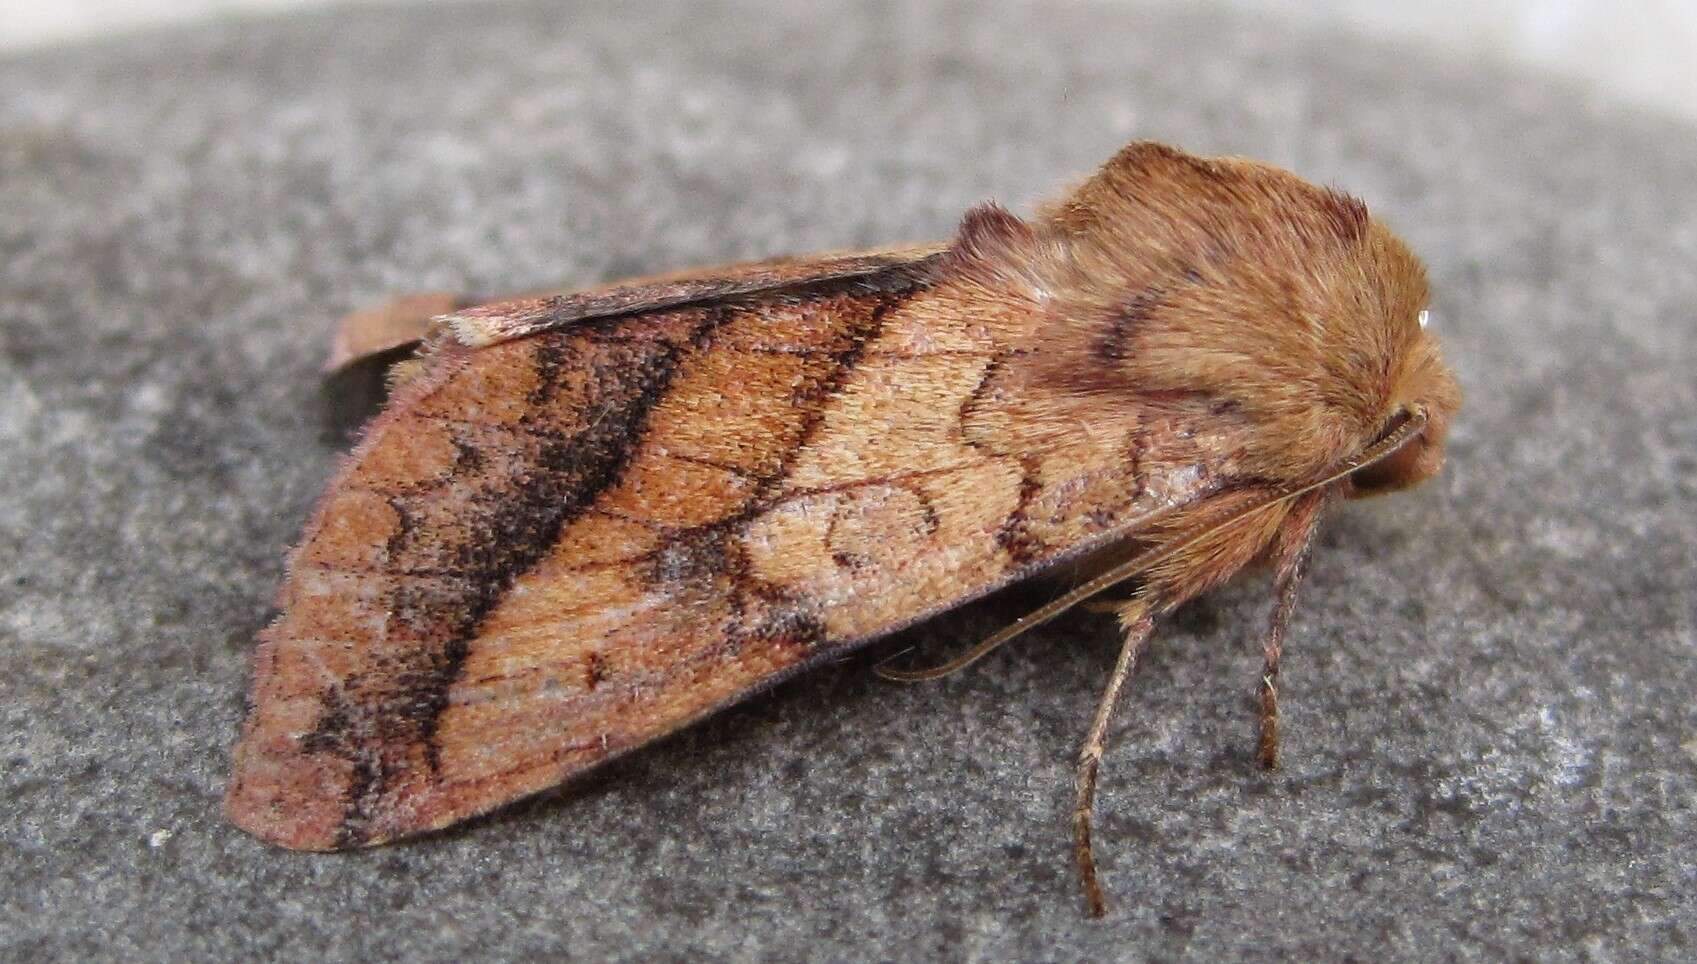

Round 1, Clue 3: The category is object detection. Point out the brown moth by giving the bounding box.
[227,141,1459,916]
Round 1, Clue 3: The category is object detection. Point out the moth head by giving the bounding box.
[1348,305,1460,497]
[998,141,1461,486]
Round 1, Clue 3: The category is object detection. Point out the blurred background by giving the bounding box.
[5,0,1696,122]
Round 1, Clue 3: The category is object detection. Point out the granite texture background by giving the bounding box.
[2,1,1694,959]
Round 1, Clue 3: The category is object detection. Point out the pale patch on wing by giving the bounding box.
[781,353,995,491]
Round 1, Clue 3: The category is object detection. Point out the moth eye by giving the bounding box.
[1417,309,1431,330]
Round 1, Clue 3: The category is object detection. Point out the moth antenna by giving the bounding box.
[874,409,1428,683]
[873,631,1016,682]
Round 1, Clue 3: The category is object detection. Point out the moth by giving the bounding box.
[227,141,1459,916]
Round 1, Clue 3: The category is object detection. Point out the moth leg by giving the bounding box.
[1080,595,1137,616]
[1075,600,1155,919]
[1256,491,1328,770]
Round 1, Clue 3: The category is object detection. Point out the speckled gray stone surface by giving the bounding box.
[2,1,1694,959]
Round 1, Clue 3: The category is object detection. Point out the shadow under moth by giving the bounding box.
[227,141,1459,916]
